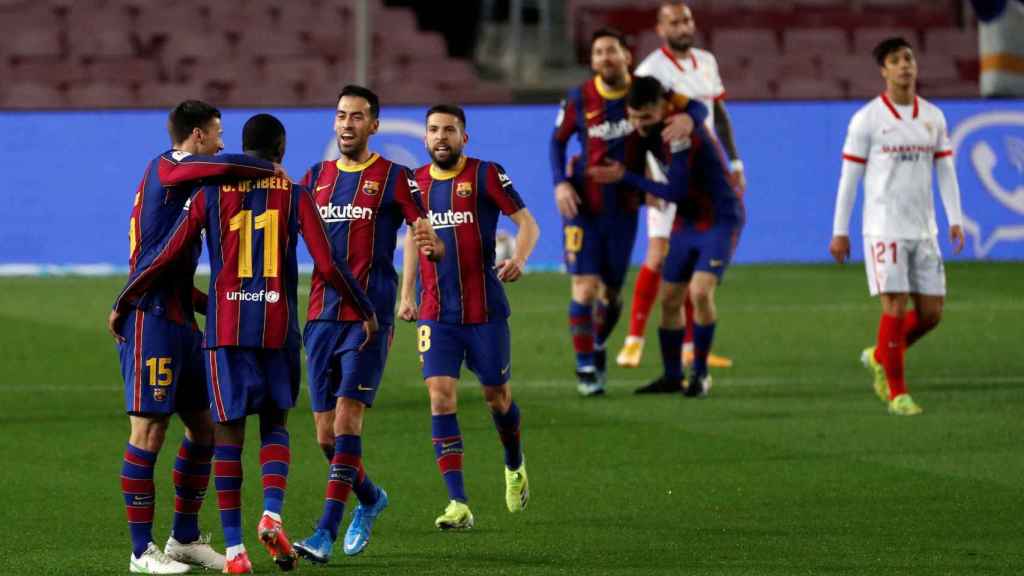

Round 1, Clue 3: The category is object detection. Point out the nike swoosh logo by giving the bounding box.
[357,384,374,391]
[316,184,331,191]
[709,260,723,267]
[585,110,602,120]
[501,364,510,375]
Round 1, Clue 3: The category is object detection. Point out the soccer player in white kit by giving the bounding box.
[830,37,965,416]
[616,1,742,369]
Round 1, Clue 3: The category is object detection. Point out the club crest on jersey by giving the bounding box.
[456,182,473,197]
[152,387,167,402]
[362,180,381,196]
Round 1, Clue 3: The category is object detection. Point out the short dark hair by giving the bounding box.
[425,104,467,128]
[242,113,286,158]
[627,76,665,109]
[873,37,913,66]
[338,84,380,118]
[591,27,626,49]
[167,100,220,145]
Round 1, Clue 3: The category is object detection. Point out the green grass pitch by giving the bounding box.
[1,262,1022,575]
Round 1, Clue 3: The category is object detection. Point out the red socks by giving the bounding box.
[874,314,906,399]
[628,265,660,338]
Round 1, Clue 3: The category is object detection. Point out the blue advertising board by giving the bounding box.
[1,99,1022,273]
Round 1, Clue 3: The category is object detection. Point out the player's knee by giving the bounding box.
[428,378,458,414]
[483,385,511,413]
[920,308,942,330]
[335,398,366,436]
[571,276,599,303]
[130,416,170,452]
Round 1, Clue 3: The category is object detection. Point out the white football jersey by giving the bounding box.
[635,46,725,130]
[842,94,956,239]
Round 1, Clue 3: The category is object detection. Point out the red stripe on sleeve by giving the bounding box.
[842,153,867,164]
[934,150,953,159]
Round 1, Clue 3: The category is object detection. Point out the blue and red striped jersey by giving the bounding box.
[414,156,526,325]
[622,121,744,231]
[115,173,374,349]
[126,150,276,327]
[301,153,425,325]
[550,75,649,215]
[550,78,706,217]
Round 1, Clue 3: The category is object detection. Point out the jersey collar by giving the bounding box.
[429,155,468,180]
[880,92,919,120]
[661,45,698,72]
[336,152,379,173]
[594,74,630,100]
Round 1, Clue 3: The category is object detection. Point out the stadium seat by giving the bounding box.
[0,4,62,58]
[784,28,849,56]
[82,57,159,83]
[0,82,68,109]
[775,77,844,99]
[67,81,137,108]
[710,28,780,59]
[6,57,87,84]
[66,0,136,58]
[853,27,918,55]
[135,81,203,108]
[923,27,978,59]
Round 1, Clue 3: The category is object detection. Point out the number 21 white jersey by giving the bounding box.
[841,93,956,239]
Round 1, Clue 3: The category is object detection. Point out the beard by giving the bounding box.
[667,36,693,52]
[430,148,462,169]
[641,122,666,147]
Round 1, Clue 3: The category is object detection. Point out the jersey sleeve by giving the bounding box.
[484,162,526,215]
[114,188,208,313]
[841,110,871,164]
[550,93,578,184]
[707,53,726,100]
[295,185,375,320]
[394,166,428,224]
[158,153,275,186]
[299,164,317,188]
[934,110,953,159]
[622,141,691,204]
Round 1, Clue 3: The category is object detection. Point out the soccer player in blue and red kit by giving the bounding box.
[551,28,702,396]
[399,104,540,530]
[293,85,443,563]
[111,100,281,574]
[110,113,378,574]
[590,76,744,397]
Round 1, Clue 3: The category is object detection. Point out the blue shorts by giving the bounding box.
[418,319,511,386]
[204,347,300,423]
[563,211,638,290]
[118,309,207,415]
[304,321,393,411]
[663,223,743,284]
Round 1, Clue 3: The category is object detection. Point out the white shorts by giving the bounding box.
[645,150,675,239]
[863,236,946,297]
[646,201,677,239]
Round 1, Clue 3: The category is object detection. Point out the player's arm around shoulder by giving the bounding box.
[497,208,540,283]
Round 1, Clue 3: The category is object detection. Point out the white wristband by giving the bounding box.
[729,159,744,172]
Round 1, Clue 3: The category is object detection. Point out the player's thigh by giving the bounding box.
[908,237,947,297]
[465,320,512,387]
[562,214,600,277]
[175,326,210,415]
[337,323,394,408]
[418,320,465,381]
[598,212,639,290]
[646,202,677,240]
[259,347,301,413]
[692,224,742,285]
[120,310,198,416]
[204,346,267,423]
[662,230,701,285]
[303,320,349,413]
[862,236,912,297]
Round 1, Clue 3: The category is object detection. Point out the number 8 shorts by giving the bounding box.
[863,236,946,297]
